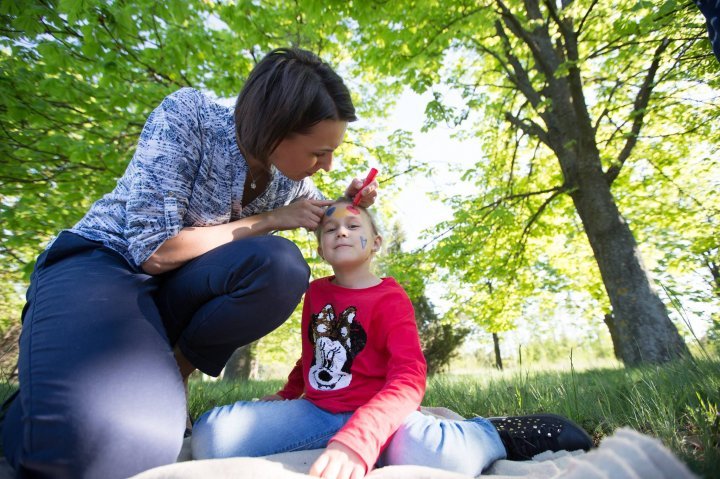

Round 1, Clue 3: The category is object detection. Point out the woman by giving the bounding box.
[1,47,376,479]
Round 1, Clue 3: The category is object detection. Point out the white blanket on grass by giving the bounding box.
[131,407,698,479]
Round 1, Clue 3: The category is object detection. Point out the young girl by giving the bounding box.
[191,198,592,479]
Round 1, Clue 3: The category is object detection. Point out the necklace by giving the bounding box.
[248,168,258,190]
[247,166,264,190]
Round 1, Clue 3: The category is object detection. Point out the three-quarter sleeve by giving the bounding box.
[124,88,205,267]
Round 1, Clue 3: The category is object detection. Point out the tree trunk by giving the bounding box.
[603,312,621,360]
[703,253,720,298]
[492,332,503,370]
[568,164,689,365]
[223,343,258,381]
[525,6,689,364]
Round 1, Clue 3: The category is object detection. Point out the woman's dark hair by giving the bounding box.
[235,47,357,163]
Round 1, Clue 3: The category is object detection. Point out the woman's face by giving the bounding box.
[268,120,347,181]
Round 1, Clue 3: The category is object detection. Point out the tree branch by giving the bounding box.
[97,15,186,88]
[492,21,544,109]
[577,0,599,35]
[505,110,550,146]
[605,38,670,185]
[416,185,566,251]
[506,125,523,190]
[403,4,489,61]
[544,0,596,140]
[644,155,717,214]
[514,187,566,261]
[495,0,556,79]
[592,66,632,133]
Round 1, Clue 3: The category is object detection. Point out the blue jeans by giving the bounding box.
[2,232,310,479]
[192,399,506,476]
[697,0,720,62]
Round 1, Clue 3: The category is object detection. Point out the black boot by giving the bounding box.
[489,413,593,460]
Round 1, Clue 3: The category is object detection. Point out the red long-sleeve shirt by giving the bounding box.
[277,276,427,470]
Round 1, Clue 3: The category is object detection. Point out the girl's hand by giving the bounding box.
[309,442,366,479]
[266,199,335,231]
[344,178,378,208]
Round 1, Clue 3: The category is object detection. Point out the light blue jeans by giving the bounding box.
[192,399,506,476]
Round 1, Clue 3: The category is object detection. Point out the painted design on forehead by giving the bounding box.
[326,204,361,219]
[360,236,367,249]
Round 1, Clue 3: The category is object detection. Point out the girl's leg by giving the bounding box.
[155,235,310,376]
[2,232,186,479]
[380,412,506,476]
[191,399,351,459]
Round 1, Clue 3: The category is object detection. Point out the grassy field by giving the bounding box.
[187,357,720,478]
[0,356,717,477]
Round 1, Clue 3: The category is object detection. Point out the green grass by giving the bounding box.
[188,357,720,478]
[1,357,717,477]
[187,378,286,421]
[424,358,720,477]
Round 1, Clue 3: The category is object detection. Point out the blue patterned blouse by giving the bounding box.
[69,88,322,269]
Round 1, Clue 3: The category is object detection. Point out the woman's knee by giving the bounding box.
[260,236,309,282]
[240,236,310,297]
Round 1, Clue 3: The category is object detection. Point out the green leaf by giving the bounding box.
[58,0,85,17]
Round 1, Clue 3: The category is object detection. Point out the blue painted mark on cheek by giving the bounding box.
[360,236,367,249]
[326,206,336,217]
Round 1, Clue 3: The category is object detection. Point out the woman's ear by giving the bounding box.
[317,245,324,260]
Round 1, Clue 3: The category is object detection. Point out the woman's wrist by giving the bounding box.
[226,211,276,238]
[255,210,279,232]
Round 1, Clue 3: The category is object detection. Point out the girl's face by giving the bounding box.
[317,203,381,269]
[269,120,347,181]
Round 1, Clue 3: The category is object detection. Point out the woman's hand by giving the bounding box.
[344,178,378,208]
[309,442,366,479]
[265,199,335,231]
